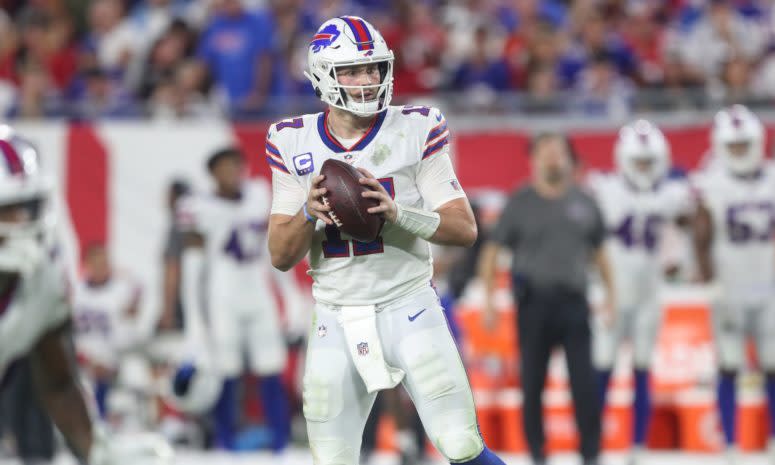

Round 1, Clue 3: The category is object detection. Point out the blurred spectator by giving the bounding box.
[8,62,64,118]
[451,24,510,107]
[505,21,563,89]
[128,0,192,48]
[15,9,78,92]
[149,59,216,119]
[137,21,192,99]
[262,0,318,104]
[752,46,775,100]
[708,54,760,107]
[621,2,668,87]
[680,0,766,82]
[381,0,446,96]
[560,8,636,87]
[498,0,566,34]
[80,0,138,77]
[522,63,564,113]
[71,67,139,119]
[0,11,16,115]
[573,51,633,117]
[196,0,275,114]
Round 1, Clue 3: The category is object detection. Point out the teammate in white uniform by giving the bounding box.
[267,16,506,465]
[692,105,775,459]
[72,243,142,418]
[0,125,170,465]
[588,120,691,463]
[176,147,290,451]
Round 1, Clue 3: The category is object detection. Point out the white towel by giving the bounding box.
[338,305,404,393]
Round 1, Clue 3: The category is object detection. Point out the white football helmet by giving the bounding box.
[614,119,671,190]
[712,105,764,175]
[167,358,222,415]
[0,125,54,273]
[305,16,394,116]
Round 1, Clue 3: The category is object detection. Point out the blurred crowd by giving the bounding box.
[3,0,775,119]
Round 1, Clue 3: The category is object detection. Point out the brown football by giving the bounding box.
[319,159,383,242]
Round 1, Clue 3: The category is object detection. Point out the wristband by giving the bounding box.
[394,203,440,240]
[302,203,317,224]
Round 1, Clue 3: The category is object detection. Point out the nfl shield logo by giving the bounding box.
[357,342,369,356]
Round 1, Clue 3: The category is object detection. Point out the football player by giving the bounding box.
[0,125,171,464]
[72,242,143,418]
[692,105,775,461]
[588,120,691,464]
[176,147,291,451]
[267,16,506,465]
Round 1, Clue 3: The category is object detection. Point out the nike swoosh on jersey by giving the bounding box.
[408,308,426,322]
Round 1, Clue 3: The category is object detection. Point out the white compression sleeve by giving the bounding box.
[394,203,441,240]
[271,170,306,216]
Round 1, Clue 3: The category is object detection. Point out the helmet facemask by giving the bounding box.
[307,57,394,117]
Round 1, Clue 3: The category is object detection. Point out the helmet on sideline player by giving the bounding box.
[168,358,222,414]
[614,119,671,190]
[305,16,394,117]
[712,104,765,175]
[0,124,54,273]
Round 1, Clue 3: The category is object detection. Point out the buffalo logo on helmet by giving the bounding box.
[310,24,340,53]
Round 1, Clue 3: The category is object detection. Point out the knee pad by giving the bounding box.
[437,427,484,462]
[302,348,346,422]
[428,408,483,462]
[309,437,357,465]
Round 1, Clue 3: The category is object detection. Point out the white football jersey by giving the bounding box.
[72,273,140,367]
[267,106,465,306]
[177,179,274,311]
[588,173,691,309]
[692,163,775,303]
[0,253,70,379]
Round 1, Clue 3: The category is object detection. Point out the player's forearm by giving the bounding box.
[268,211,315,271]
[429,206,477,247]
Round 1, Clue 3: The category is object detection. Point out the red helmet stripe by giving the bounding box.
[0,139,24,175]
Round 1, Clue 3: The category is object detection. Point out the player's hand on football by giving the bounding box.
[306,174,333,225]
[357,168,398,223]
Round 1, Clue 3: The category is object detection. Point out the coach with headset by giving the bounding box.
[478,132,615,465]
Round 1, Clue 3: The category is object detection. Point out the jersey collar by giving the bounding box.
[317,109,387,153]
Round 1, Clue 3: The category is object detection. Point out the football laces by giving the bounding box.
[321,196,343,227]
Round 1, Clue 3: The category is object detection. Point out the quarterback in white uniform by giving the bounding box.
[72,242,142,418]
[0,125,170,465]
[176,147,290,451]
[267,16,506,465]
[692,105,775,458]
[588,120,691,462]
